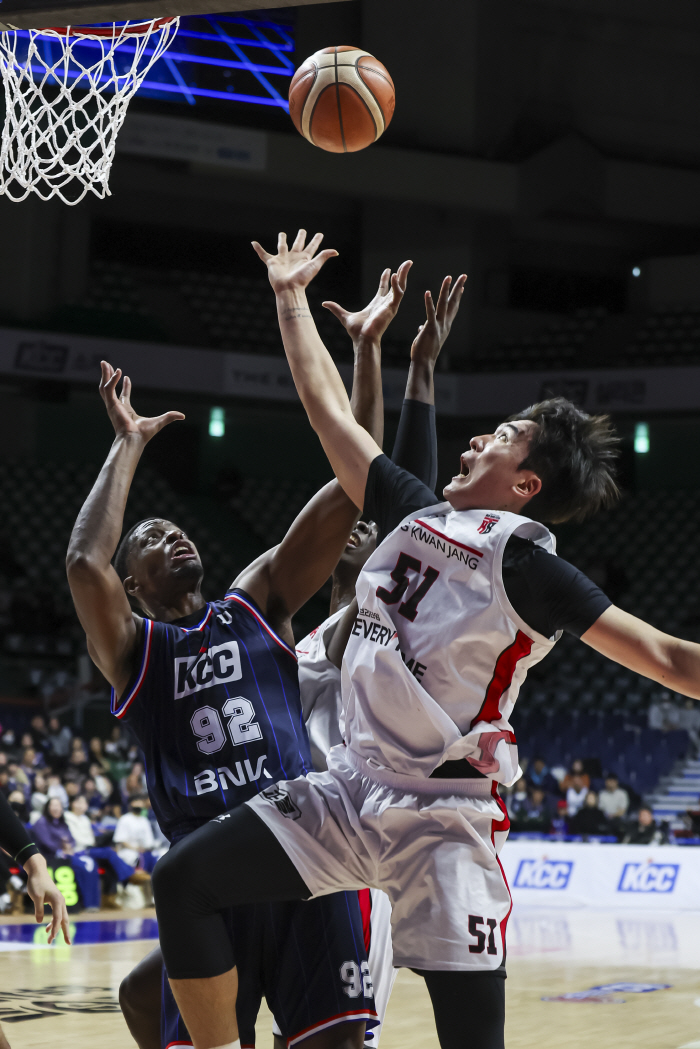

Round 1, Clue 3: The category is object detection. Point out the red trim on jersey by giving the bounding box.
[288,1008,379,1046]
[225,592,297,661]
[490,782,513,962]
[164,1042,193,1048]
[358,887,372,954]
[180,605,213,633]
[111,617,153,719]
[470,631,534,729]
[412,519,483,558]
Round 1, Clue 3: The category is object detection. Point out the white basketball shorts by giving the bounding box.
[248,746,512,972]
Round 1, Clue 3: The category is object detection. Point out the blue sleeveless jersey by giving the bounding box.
[111,589,313,841]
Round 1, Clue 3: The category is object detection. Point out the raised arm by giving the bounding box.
[583,605,700,699]
[253,230,390,509]
[66,363,184,697]
[235,259,410,630]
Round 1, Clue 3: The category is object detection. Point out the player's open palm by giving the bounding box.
[323,260,412,343]
[99,360,184,444]
[252,229,338,293]
[411,273,467,368]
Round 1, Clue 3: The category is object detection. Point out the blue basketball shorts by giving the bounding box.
[162,890,378,1048]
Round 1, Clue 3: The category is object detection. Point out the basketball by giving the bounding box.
[288,46,395,153]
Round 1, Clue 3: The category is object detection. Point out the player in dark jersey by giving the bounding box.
[67,262,411,1049]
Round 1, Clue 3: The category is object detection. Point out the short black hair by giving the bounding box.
[508,397,620,524]
[113,518,161,582]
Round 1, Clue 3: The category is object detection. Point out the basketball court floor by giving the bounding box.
[0,906,698,1049]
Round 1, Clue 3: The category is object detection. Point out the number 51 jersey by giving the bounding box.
[111,589,313,841]
[341,504,558,788]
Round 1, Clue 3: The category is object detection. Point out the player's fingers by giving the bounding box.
[251,241,271,263]
[447,274,467,319]
[378,267,391,297]
[292,229,307,253]
[99,360,112,388]
[104,367,122,398]
[121,375,132,405]
[396,259,413,294]
[156,411,186,431]
[277,231,288,255]
[33,895,44,925]
[60,900,71,945]
[322,300,348,325]
[424,290,436,323]
[306,232,324,257]
[310,248,338,275]
[436,276,452,323]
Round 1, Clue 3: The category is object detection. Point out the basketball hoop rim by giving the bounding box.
[37,17,177,39]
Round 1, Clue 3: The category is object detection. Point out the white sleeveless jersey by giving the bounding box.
[296,607,345,772]
[341,504,559,787]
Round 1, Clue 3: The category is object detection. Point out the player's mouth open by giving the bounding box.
[346,531,362,550]
[172,543,196,561]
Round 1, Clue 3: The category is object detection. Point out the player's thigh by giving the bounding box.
[415,970,505,1049]
[263,893,376,1047]
[119,944,163,1049]
[381,797,510,971]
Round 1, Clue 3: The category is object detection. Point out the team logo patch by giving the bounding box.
[477,514,500,534]
[174,641,242,700]
[261,784,301,820]
[513,858,573,890]
[617,862,679,893]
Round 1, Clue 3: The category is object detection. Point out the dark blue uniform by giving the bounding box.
[112,590,376,1048]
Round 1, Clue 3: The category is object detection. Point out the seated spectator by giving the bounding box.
[7,789,29,824]
[623,806,670,846]
[113,794,156,874]
[561,759,591,794]
[89,763,115,804]
[120,761,147,805]
[46,772,69,809]
[82,777,105,811]
[20,746,42,781]
[0,727,17,754]
[8,761,29,796]
[512,788,554,834]
[33,797,101,910]
[507,777,529,821]
[30,772,48,820]
[65,795,144,907]
[47,716,72,769]
[566,772,589,817]
[567,791,610,837]
[526,757,559,796]
[598,774,629,820]
[88,737,110,772]
[0,768,9,799]
[104,725,130,763]
[29,714,49,755]
[67,738,89,777]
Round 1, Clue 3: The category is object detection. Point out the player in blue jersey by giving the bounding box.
[67,261,411,1049]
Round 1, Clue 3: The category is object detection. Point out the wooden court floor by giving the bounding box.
[0,907,699,1049]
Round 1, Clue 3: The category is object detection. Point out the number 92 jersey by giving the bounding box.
[111,589,313,841]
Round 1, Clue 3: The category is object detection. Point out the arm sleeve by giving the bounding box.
[364,455,438,545]
[502,537,612,639]
[390,399,438,491]
[0,791,39,865]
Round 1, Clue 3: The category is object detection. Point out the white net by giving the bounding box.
[0,18,180,205]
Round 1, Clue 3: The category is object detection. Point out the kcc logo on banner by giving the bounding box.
[618,863,679,893]
[513,859,574,890]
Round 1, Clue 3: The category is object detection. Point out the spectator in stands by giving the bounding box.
[648,694,679,732]
[46,773,69,809]
[567,791,610,837]
[65,795,145,908]
[561,759,591,793]
[512,787,554,834]
[506,777,529,820]
[678,699,700,757]
[20,746,41,780]
[67,738,90,777]
[81,777,104,810]
[598,774,629,821]
[64,780,82,807]
[525,756,559,796]
[0,727,16,754]
[89,762,115,804]
[29,714,49,755]
[30,772,48,819]
[623,806,669,846]
[47,716,72,769]
[7,761,29,796]
[120,761,147,804]
[33,798,100,911]
[88,736,111,773]
[7,790,29,824]
[113,794,156,872]
[566,772,589,816]
[104,725,129,762]
[0,769,9,799]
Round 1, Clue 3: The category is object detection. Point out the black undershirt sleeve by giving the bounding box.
[503,536,611,639]
[390,399,438,492]
[363,454,437,545]
[0,789,39,865]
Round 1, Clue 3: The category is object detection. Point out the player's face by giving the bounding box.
[125,520,203,600]
[443,420,541,513]
[339,520,378,572]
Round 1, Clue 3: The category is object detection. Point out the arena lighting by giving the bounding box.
[632,266,642,277]
[209,407,225,437]
[634,422,650,454]
[17,14,294,109]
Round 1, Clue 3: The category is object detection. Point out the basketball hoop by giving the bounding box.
[0,17,180,205]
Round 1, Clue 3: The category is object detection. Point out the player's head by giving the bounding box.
[337,520,378,576]
[114,518,203,614]
[443,397,620,524]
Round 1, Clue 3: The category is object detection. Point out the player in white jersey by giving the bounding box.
[293,276,460,1048]
[151,231,700,1049]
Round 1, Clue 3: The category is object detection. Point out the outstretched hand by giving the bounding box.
[252,229,338,294]
[411,273,467,367]
[99,361,185,444]
[24,854,71,946]
[322,261,412,344]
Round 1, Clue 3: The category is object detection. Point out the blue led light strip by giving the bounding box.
[21,13,294,108]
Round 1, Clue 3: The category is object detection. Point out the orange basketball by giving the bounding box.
[288,46,395,153]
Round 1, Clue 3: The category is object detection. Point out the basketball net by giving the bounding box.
[0,18,179,205]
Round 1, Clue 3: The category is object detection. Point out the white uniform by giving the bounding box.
[251,505,558,972]
[293,610,398,1048]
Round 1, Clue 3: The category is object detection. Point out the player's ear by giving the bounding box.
[513,472,542,502]
[123,575,138,599]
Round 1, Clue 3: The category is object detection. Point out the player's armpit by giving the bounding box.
[582,604,700,700]
[326,597,359,670]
